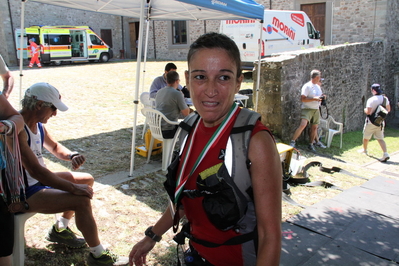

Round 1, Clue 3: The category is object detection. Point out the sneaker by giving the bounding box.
[379,153,390,162]
[315,141,327,149]
[308,144,316,152]
[358,149,368,155]
[289,140,296,148]
[87,250,129,266]
[46,225,86,248]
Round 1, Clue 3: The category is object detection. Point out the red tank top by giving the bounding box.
[180,118,268,266]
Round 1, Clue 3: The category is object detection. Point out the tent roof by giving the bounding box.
[29,0,264,20]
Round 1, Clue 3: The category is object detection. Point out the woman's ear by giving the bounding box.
[235,74,244,93]
[185,70,190,88]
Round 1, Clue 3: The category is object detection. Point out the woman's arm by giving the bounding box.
[248,131,282,266]
[129,203,184,266]
[0,94,24,134]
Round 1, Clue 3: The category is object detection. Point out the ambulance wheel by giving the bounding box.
[100,53,109,63]
[54,61,61,66]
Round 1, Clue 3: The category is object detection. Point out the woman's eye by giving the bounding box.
[219,75,231,81]
[194,75,205,80]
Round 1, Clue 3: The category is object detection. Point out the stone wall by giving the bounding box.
[253,41,395,142]
[122,19,220,60]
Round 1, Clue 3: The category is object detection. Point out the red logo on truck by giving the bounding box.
[272,17,296,40]
[225,20,256,24]
[291,13,305,27]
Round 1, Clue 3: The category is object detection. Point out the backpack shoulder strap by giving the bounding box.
[225,108,261,202]
[177,112,200,151]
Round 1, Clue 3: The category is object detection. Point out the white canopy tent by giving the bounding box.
[20,0,265,176]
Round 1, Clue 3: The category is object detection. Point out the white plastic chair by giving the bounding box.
[12,212,37,266]
[319,115,343,148]
[142,108,180,171]
[140,92,155,139]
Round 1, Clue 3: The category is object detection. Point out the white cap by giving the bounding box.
[25,82,68,111]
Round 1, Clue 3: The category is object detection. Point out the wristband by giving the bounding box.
[145,226,162,242]
[69,152,80,160]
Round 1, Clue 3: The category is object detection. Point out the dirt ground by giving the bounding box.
[6,59,399,265]
[7,60,188,265]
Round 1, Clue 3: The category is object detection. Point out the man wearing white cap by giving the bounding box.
[19,82,128,265]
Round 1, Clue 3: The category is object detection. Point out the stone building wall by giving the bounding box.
[0,0,14,65]
[122,19,220,61]
[253,41,395,142]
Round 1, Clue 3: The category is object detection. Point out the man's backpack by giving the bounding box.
[368,96,388,127]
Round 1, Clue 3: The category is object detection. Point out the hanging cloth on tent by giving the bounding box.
[0,120,28,213]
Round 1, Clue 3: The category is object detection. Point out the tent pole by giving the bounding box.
[19,0,26,106]
[255,20,263,112]
[140,20,150,97]
[129,0,146,176]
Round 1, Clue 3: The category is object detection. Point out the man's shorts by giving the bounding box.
[25,183,53,199]
[300,108,320,125]
[363,122,384,140]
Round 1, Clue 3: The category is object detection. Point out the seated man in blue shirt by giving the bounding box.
[155,71,190,138]
[150,62,183,98]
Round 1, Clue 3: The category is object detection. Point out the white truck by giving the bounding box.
[220,10,321,69]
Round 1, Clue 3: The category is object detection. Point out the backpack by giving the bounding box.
[165,108,261,246]
[368,96,388,127]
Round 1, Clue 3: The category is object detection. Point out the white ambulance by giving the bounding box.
[220,10,321,69]
[15,25,113,65]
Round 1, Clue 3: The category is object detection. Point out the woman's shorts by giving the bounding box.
[0,168,14,257]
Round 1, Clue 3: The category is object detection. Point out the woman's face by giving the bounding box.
[185,48,243,127]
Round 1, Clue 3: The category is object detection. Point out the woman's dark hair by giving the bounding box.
[187,32,242,78]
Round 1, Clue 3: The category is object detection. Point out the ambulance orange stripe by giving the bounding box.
[43,46,70,50]
[89,45,107,49]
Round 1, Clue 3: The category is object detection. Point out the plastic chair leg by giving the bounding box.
[12,212,37,266]
[327,130,334,148]
[146,136,154,163]
[142,118,148,139]
[339,133,343,149]
[161,139,174,171]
